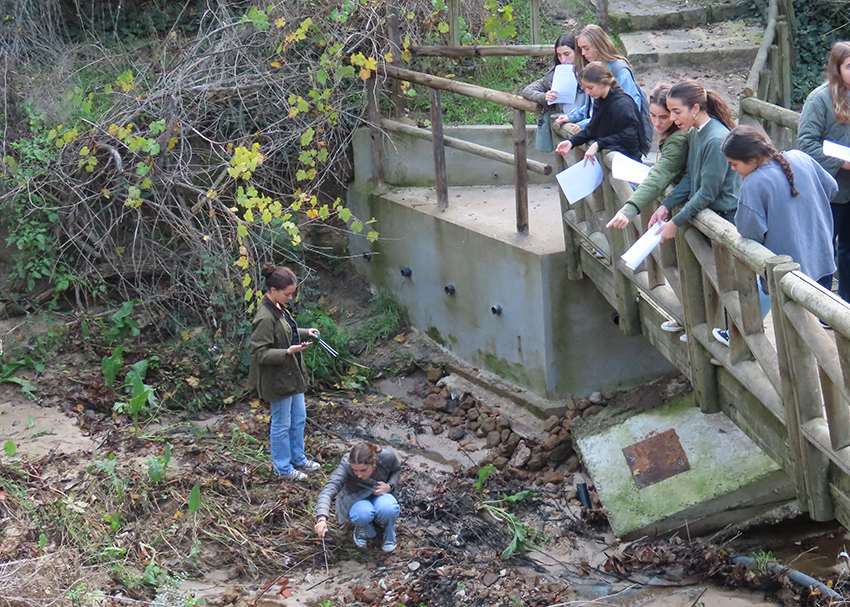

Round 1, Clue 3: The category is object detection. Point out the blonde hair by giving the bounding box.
[826,41,850,124]
[579,62,617,89]
[575,24,628,72]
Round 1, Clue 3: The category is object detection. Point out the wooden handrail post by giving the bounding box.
[604,183,641,335]
[677,225,720,413]
[530,0,540,45]
[777,19,792,108]
[513,109,529,234]
[367,76,385,185]
[771,260,834,520]
[387,1,405,118]
[429,89,449,210]
[557,149,583,280]
[448,0,460,47]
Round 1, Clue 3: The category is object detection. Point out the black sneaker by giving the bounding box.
[712,328,730,347]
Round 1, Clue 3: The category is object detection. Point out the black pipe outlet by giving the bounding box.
[576,483,592,509]
[491,305,502,316]
[444,284,456,295]
[400,267,412,278]
[362,252,372,261]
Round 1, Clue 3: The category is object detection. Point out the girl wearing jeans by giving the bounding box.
[248,263,321,481]
[314,443,402,552]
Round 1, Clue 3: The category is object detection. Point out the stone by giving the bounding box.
[447,427,466,441]
[430,421,444,435]
[492,456,509,470]
[500,428,511,443]
[497,417,511,431]
[589,391,604,404]
[408,561,421,571]
[469,421,480,431]
[486,431,502,449]
[482,417,497,433]
[566,409,582,421]
[565,454,581,473]
[475,427,487,439]
[256,597,285,607]
[508,440,532,468]
[575,398,591,411]
[439,388,449,399]
[426,366,443,383]
[466,408,479,421]
[561,418,572,430]
[423,393,447,411]
[564,394,576,410]
[460,393,477,410]
[543,482,559,493]
[557,427,572,441]
[483,572,500,586]
[526,453,546,471]
[541,433,561,451]
[546,442,573,464]
[543,415,561,433]
[541,469,565,484]
[582,404,605,419]
[446,416,464,427]
[222,587,242,605]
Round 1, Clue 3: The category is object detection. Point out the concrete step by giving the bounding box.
[621,21,763,69]
[573,395,796,539]
[608,0,757,32]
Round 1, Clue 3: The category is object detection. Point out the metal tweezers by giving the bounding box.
[316,337,338,357]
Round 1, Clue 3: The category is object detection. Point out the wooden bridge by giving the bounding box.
[365,1,850,529]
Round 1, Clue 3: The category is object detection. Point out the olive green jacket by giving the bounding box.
[248,297,310,402]
[618,128,688,221]
[797,83,850,204]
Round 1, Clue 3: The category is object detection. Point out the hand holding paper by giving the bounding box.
[621,222,666,270]
[549,64,578,106]
[611,152,652,184]
[556,158,604,205]
[824,140,850,164]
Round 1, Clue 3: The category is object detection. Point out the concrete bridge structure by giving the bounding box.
[345,0,850,539]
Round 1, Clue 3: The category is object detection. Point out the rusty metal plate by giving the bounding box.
[622,429,691,489]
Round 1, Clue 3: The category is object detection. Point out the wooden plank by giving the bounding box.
[513,109,529,235]
[777,19,792,108]
[637,297,690,372]
[601,172,640,336]
[768,44,782,105]
[677,224,720,413]
[829,479,850,534]
[448,0,460,47]
[579,247,618,309]
[563,211,612,258]
[557,154,583,281]
[834,332,850,450]
[367,76,385,185]
[530,0,540,45]
[819,366,850,451]
[378,65,538,112]
[740,96,801,131]
[767,256,810,508]
[380,119,553,176]
[387,1,405,118]
[428,89,449,210]
[409,44,552,58]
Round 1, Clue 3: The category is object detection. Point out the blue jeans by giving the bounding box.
[831,202,850,302]
[349,494,400,541]
[269,393,307,475]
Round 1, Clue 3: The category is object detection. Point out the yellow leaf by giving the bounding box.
[202,234,211,242]
[274,17,286,27]
[270,61,282,68]
[306,209,319,219]
[102,188,111,198]
[185,376,200,387]
[173,511,183,519]
[250,398,261,409]
[242,274,251,287]
[384,51,393,62]
[359,67,372,81]
[116,246,125,254]
[394,334,406,343]
[181,331,191,341]
[168,137,178,149]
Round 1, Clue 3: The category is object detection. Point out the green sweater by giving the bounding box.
[662,119,741,226]
[618,128,688,221]
[796,83,850,204]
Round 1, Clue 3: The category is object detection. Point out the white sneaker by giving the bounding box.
[661,319,683,332]
[297,460,321,472]
[712,328,730,347]
[276,469,308,481]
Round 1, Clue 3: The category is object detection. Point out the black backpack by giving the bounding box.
[609,59,652,158]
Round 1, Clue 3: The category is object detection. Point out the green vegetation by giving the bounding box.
[474,465,542,559]
[791,0,850,106]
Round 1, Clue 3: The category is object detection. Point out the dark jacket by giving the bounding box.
[797,83,850,204]
[568,87,642,161]
[248,296,311,402]
[316,449,402,523]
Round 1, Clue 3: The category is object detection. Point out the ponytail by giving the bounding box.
[350,442,382,466]
[704,90,736,131]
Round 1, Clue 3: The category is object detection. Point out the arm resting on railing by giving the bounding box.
[617,129,688,222]
[522,68,554,107]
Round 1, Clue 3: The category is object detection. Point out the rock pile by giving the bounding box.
[420,366,610,487]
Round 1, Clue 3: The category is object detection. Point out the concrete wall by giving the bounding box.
[348,126,674,400]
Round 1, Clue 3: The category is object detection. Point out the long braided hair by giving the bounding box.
[722,126,798,197]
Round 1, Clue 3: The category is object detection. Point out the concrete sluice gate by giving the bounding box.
[346,125,674,402]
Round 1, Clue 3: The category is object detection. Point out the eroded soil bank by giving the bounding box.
[2,335,848,607]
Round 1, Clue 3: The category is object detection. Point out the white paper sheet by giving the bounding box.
[824,140,850,164]
[611,151,652,184]
[556,159,604,205]
[548,64,577,106]
[621,222,666,271]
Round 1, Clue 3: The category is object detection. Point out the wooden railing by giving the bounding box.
[371,64,549,234]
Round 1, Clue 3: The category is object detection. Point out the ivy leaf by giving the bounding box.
[317,69,328,85]
[149,119,166,135]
